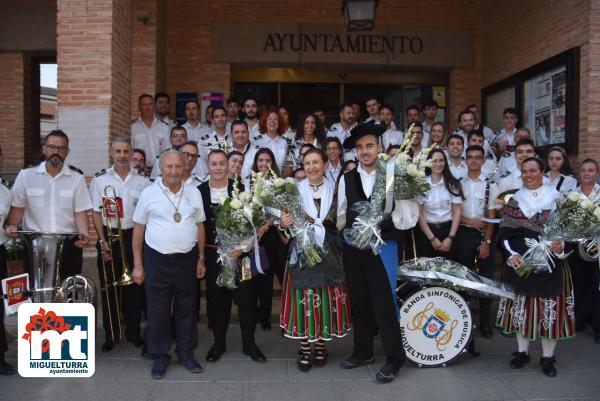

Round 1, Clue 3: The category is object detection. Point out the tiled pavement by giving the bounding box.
[2,258,600,401]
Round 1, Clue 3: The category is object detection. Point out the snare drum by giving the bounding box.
[399,286,473,367]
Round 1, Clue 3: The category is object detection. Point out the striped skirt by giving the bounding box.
[495,264,575,340]
[279,267,352,342]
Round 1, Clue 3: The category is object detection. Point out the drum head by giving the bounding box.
[399,286,473,367]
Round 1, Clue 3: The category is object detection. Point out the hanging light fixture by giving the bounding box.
[342,0,379,32]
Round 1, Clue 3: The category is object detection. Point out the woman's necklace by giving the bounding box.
[160,183,185,223]
[309,178,325,193]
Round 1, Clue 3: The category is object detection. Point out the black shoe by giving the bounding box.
[206,343,226,362]
[151,355,171,380]
[127,335,144,348]
[0,359,16,375]
[340,355,374,369]
[467,339,480,357]
[244,344,266,363]
[297,353,313,372]
[261,321,271,331]
[375,362,401,383]
[480,325,493,339]
[539,356,557,377]
[314,348,328,367]
[101,340,115,352]
[181,358,203,374]
[509,351,530,369]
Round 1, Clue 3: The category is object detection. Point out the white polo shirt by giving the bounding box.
[11,162,93,233]
[89,166,151,229]
[418,176,462,223]
[544,173,577,194]
[381,128,404,152]
[132,179,206,254]
[131,117,169,166]
[0,180,12,245]
[181,121,209,144]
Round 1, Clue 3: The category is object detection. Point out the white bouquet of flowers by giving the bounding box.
[391,124,433,200]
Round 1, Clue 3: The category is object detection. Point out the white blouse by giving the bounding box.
[419,176,462,223]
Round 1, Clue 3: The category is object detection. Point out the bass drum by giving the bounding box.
[399,286,473,367]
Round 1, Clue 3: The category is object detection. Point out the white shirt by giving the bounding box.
[209,184,228,204]
[131,117,169,166]
[246,120,261,138]
[336,164,376,230]
[0,180,11,245]
[254,134,288,172]
[497,169,523,195]
[494,128,518,146]
[419,176,462,223]
[381,128,404,152]
[231,142,258,180]
[11,162,93,233]
[182,121,209,143]
[132,179,206,254]
[328,122,357,161]
[544,174,577,194]
[460,172,501,221]
[158,115,176,129]
[449,160,468,180]
[326,161,343,185]
[476,124,496,142]
[497,152,517,177]
[481,157,498,181]
[89,166,151,229]
[575,183,600,199]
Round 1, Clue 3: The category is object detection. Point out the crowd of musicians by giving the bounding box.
[0,94,599,383]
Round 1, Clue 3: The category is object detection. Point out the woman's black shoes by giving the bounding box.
[539,356,557,377]
[509,351,530,369]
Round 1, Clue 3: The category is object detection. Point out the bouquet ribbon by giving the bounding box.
[352,215,385,252]
[522,238,555,273]
[242,204,265,275]
[383,155,396,216]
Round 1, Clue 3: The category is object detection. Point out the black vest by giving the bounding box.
[343,169,394,237]
[198,179,238,245]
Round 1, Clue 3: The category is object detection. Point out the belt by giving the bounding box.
[428,221,451,229]
[103,226,134,233]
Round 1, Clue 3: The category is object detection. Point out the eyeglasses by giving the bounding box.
[45,144,68,152]
[181,151,200,159]
[466,155,483,160]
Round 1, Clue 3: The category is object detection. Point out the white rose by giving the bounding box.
[240,191,252,203]
[567,192,580,201]
[416,170,426,178]
[581,199,595,210]
[273,178,285,187]
[406,164,418,177]
[378,153,389,161]
[230,198,242,209]
[594,207,600,221]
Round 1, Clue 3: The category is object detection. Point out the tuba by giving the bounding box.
[578,238,599,262]
[19,231,97,304]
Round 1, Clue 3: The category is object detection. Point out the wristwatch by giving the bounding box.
[484,238,492,245]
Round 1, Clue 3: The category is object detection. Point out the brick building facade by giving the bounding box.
[0,0,596,176]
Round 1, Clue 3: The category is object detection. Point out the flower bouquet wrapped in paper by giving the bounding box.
[398,257,515,299]
[392,124,432,200]
[541,190,600,241]
[252,170,322,267]
[215,179,265,289]
[342,159,388,254]
[513,238,557,279]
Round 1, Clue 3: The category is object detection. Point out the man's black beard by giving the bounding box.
[244,112,256,119]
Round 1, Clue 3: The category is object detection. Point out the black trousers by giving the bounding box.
[570,252,600,333]
[414,222,459,261]
[143,244,198,360]
[257,227,286,323]
[455,226,496,326]
[343,244,405,366]
[0,246,7,356]
[96,228,144,342]
[23,235,83,287]
[205,247,259,350]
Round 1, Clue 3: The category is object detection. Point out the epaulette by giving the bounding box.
[253,134,263,141]
[486,152,495,160]
[160,120,169,126]
[502,151,512,158]
[68,165,84,175]
[453,127,461,133]
[94,168,107,177]
[0,177,11,189]
[500,171,511,179]
[200,134,210,141]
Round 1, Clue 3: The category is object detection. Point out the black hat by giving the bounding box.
[343,121,386,150]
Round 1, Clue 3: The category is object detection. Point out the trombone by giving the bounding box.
[99,185,134,341]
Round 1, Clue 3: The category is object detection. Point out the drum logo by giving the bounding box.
[423,308,450,339]
[18,303,95,377]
